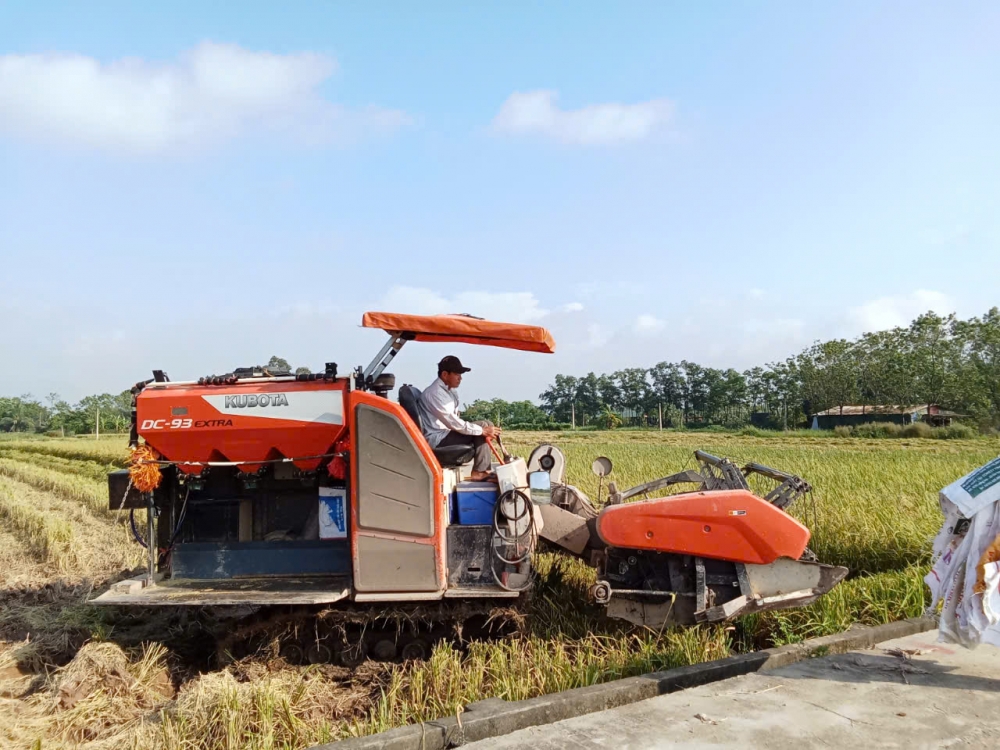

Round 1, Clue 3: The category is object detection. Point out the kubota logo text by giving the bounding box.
[224,394,289,408]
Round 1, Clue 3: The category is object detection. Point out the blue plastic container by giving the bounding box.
[453,482,499,525]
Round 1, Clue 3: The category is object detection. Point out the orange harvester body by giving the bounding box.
[137,380,348,475]
[94,311,847,646]
[596,489,810,565]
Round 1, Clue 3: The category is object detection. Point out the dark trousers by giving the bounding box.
[437,420,493,472]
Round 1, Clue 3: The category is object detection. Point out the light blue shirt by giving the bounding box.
[417,377,484,448]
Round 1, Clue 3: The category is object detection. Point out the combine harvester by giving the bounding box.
[93,312,847,664]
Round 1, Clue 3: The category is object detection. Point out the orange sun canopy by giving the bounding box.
[362,312,556,354]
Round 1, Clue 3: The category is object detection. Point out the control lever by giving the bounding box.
[486,434,514,464]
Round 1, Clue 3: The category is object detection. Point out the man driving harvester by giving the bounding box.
[418,355,501,482]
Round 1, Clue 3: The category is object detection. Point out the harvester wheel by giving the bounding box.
[338,639,369,668]
[280,643,305,665]
[306,643,333,664]
[400,637,431,661]
[371,637,398,661]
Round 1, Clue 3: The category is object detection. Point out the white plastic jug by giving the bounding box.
[495,458,527,495]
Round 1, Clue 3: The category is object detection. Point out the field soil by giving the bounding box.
[0,431,994,749]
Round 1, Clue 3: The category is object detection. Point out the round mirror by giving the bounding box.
[591,456,613,477]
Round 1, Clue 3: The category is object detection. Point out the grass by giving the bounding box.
[0,473,141,579]
[134,654,387,750]
[0,475,74,564]
[0,447,120,483]
[0,457,110,516]
[0,436,131,467]
[0,641,173,749]
[359,626,729,737]
[0,431,979,749]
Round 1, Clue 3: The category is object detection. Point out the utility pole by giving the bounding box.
[658,403,663,430]
[95,407,100,440]
[571,403,576,430]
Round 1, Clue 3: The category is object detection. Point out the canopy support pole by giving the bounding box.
[362,334,407,385]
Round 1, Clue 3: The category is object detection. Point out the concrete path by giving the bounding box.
[464,630,1000,749]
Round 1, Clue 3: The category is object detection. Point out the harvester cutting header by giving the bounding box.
[96,312,846,665]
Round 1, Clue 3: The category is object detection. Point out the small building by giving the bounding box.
[811,404,962,430]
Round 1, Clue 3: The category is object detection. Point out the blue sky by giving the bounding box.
[1,2,998,404]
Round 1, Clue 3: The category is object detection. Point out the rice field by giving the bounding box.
[0,431,995,749]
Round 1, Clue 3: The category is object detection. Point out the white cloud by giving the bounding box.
[377,285,549,324]
[492,90,673,145]
[585,324,613,348]
[634,313,666,334]
[0,42,409,152]
[741,317,804,336]
[849,289,953,332]
[561,302,584,313]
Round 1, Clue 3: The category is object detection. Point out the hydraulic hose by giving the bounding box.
[163,487,191,552]
[491,488,537,591]
[129,486,190,557]
[129,508,148,549]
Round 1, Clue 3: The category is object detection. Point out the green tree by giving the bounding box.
[758,361,797,428]
[649,362,685,409]
[854,329,912,413]
[719,368,749,426]
[0,395,50,433]
[798,339,858,415]
[956,307,1000,424]
[744,367,766,412]
[614,368,651,417]
[574,373,602,423]
[539,374,579,422]
[681,361,710,423]
[47,394,84,435]
[77,392,131,434]
[266,356,291,373]
[463,398,552,427]
[597,374,622,412]
[594,404,623,430]
[905,312,961,412]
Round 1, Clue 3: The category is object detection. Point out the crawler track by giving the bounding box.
[213,599,526,667]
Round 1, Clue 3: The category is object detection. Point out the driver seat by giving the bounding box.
[398,385,475,468]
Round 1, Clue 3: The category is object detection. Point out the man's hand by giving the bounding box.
[483,424,502,439]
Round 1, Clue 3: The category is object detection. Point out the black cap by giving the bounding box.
[438,355,471,374]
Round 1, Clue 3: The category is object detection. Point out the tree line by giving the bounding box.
[6,312,1000,434]
[0,356,303,435]
[538,308,1000,429]
[0,392,132,436]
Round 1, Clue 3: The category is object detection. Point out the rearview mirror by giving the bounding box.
[591,457,613,477]
[529,471,551,505]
